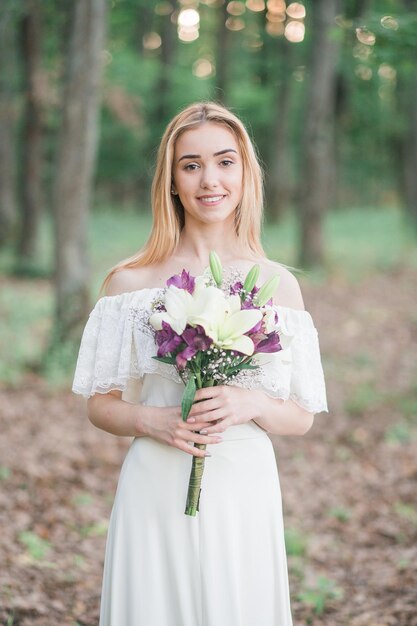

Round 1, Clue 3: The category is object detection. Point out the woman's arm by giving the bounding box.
[187,386,314,437]
[86,390,222,457]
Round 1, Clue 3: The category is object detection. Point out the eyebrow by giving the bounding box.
[177,148,238,163]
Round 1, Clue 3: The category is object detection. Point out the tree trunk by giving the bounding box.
[214,3,231,104]
[401,0,417,232]
[0,4,18,245]
[52,0,106,343]
[297,0,341,267]
[265,38,295,222]
[402,68,417,232]
[17,0,43,270]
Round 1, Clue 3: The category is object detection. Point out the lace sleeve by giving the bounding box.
[233,307,328,414]
[280,307,328,414]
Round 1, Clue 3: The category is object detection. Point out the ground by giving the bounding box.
[0,264,416,626]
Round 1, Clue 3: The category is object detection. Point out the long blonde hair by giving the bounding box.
[100,101,266,295]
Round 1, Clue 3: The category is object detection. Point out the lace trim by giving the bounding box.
[72,270,329,414]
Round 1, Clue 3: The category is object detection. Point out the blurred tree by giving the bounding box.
[52,0,106,343]
[401,0,417,231]
[0,3,19,245]
[265,37,296,221]
[16,0,44,273]
[214,2,231,103]
[297,0,342,266]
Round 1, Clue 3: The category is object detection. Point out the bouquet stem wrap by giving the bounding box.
[182,376,208,516]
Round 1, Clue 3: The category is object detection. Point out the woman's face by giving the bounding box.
[172,122,243,228]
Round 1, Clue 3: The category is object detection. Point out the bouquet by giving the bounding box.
[149,252,286,516]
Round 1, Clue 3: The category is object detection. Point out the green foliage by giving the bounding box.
[285,527,307,557]
[297,576,344,615]
[19,531,51,561]
[384,421,413,445]
[345,382,381,416]
[327,506,352,522]
[0,466,11,480]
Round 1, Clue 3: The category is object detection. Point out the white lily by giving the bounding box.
[199,294,262,356]
[149,284,227,336]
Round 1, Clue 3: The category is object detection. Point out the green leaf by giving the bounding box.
[152,355,176,365]
[182,376,197,420]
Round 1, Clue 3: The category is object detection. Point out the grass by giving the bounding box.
[0,205,416,388]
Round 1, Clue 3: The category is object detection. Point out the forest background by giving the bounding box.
[1,1,417,625]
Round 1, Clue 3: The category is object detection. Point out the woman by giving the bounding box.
[72,101,328,626]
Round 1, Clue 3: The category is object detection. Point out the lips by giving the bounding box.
[197,195,226,204]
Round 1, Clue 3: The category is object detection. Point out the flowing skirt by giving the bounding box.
[99,416,293,626]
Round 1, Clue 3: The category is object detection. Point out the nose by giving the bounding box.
[200,163,220,190]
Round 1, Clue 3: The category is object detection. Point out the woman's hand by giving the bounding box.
[186,386,263,435]
[139,405,223,458]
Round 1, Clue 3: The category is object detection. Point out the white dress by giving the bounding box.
[72,285,328,626]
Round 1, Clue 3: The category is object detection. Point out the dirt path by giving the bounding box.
[1,265,416,625]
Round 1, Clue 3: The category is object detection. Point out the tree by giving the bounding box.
[297,0,342,266]
[0,3,19,245]
[52,0,106,343]
[16,0,44,271]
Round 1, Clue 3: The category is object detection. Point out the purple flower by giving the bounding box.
[241,285,260,310]
[176,346,196,370]
[156,321,183,357]
[183,325,213,351]
[255,332,282,354]
[229,281,243,295]
[166,269,195,293]
[175,325,213,370]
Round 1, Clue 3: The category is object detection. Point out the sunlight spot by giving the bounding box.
[267,0,287,12]
[355,65,372,80]
[143,32,162,50]
[246,0,266,12]
[227,1,246,15]
[193,58,215,78]
[266,21,285,36]
[226,16,246,30]
[286,2,306,19]
[356,27,375,46]
[284,20,305,42]
[381,15,399,30]
[178,8,200,27]
[378,63,396,81]
[155,2,174,16]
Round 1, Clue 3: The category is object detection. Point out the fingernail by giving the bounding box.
[205,452,212,457]
[200,429,208,434]
[187,418,195,423]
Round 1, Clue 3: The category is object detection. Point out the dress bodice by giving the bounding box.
[72,285,328,414]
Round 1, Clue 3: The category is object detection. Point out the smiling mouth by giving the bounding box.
[197,195,226,204]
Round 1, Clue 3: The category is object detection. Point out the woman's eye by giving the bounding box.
[220,159,233,166]
[184,163,198,170]
[184,160,234,171]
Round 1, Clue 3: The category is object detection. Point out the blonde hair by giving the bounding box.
[100,101,267,295]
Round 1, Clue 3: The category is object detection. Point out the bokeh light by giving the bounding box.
[355,65,373,80]
[286,2,306,19]
[227,1,246,15]
[193,58,215,78]
[267,0,286,11]
[225,17,246,30]
[154,2,174,16]
[143,32,162,50]
[266,21,285,36]
[246,0,265,12]
[178,8,200,27]
[380,15,399,30]
[356,27,376,46]
[378,63,396,81]
[284,20,305,42]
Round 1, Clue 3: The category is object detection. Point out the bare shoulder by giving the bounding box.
[104,266,154,297]
[260,260,305,311]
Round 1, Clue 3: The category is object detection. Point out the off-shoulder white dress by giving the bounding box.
[72,285,328,626]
